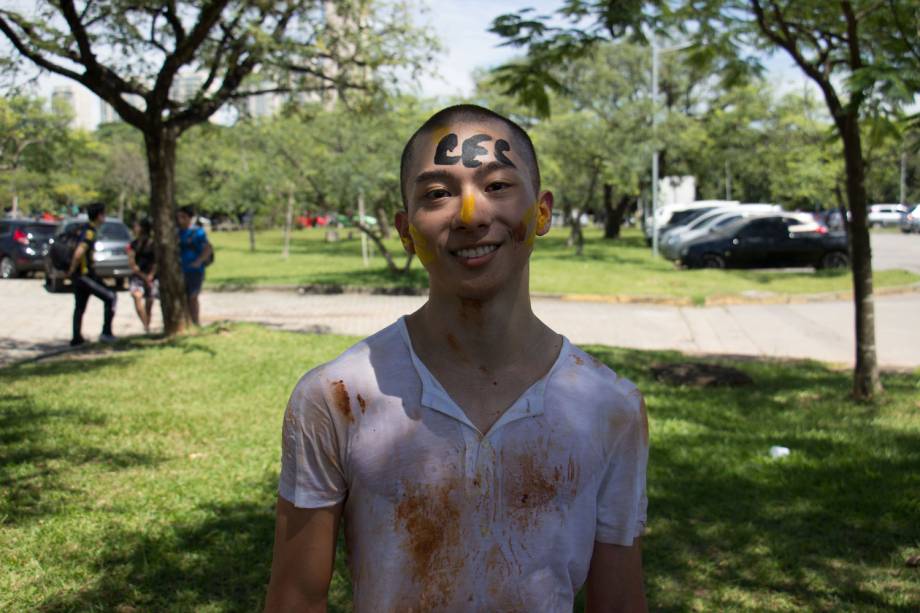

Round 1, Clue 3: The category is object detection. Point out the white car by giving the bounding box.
[901,205,920,234]
[868,204,908,227]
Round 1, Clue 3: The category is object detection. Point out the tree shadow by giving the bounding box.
[580,347,920,611]
[0,394,162,526]
[35,472,353,613]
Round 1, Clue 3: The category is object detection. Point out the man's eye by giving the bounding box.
[426,188,451,200]
[485,181,510,192]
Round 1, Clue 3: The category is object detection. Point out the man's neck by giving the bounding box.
[409,268,553,371]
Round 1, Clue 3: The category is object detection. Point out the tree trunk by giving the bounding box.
[118,189,126,221]
[603,183,616,238]
[840,114,881,399]
[283,189,294,259]
[375,206,391,239]
[248,208,256,252]
[144,126,188,335]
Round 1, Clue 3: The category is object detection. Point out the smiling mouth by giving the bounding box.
[452,244,499,259]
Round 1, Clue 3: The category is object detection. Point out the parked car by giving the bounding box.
[868,204,908,227]
[660,205,783,260]
[900,205,920,233]
[0,219,58,278]
[679,215,848,270]
[44,218,133,292]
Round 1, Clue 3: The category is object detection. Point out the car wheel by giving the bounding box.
[0,256,18,279]
[819,251,849,269]
[701,254,725,269]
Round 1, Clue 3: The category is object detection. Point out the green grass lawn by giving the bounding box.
[206,227,919,302]
[2,325,918,611]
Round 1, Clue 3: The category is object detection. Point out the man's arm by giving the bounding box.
[68,242,87,276]
[585,538,647,613]
[193,240,212,268]
[264,496,343,613]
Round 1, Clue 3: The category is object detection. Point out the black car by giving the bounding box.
[680,216,849,270]
[0,219,58,278]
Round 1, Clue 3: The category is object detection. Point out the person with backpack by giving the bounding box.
[177,205,212,326]
[128,217,157,333]
[67,202,116,346]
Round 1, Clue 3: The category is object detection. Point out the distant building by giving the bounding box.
[51,84,96,130]
[660,176,696,206]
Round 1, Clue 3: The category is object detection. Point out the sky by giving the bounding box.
[17,0,808,127]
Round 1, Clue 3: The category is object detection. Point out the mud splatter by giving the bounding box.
[459,298,483,326]
[357,393,367,414]
[573,356,585,366]
[330,379,353,422]
[509,453,557,509]
[394,480,464,609]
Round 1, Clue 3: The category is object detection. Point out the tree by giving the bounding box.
[0,0,435,334]
[492,1,920,399]
[0,95,73,215]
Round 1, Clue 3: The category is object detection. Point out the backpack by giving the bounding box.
[50,224,87,271]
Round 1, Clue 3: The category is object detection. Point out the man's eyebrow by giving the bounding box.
[475,160,517,179]
[413,169,456,186]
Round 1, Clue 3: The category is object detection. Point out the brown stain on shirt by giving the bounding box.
[573,355,585,366]
[330,379,354,422]
[394,480,465,609]
[357,393,367,413]
[505,448,581,532]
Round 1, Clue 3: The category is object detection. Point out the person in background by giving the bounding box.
[176,205,212,326]
[128,217,157,333]
[68,202,117,345]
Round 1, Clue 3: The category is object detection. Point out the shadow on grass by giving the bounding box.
[0,394,162,526]
[36,473,353,613]
[583,346,920,611]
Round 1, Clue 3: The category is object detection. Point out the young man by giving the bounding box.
[265,105,649,612]
[68,202,117,345]
[176,205,212,326]
[128,217,157,333]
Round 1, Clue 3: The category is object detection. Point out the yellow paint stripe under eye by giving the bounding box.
[461,194,475,224]
[408,223,436,265]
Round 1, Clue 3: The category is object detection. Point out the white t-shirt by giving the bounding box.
[279,317,648,612]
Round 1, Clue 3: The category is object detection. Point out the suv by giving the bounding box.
[0,219,59,279]
[868,204,908,228]
[44,218,133,292]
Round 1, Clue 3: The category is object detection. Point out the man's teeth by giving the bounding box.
[455,244,498,258]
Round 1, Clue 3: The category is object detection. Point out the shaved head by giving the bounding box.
[400,105,541,208]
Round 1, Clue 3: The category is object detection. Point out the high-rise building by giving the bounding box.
[51,84,96,130]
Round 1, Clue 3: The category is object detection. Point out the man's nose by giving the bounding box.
[454,188,493,229]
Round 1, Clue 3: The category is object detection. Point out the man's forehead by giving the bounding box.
[409,119,527,178]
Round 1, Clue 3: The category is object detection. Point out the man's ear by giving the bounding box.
[536,190,554,236]
[394,209,415,254]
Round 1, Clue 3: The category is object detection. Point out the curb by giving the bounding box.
[205,281,920,307]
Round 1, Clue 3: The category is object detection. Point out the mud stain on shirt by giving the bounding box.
[330,379,354,422]
[357,393,367,413]
[394,479,465,609]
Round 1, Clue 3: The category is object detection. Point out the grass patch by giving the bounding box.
[1,325,918,611]
[207,227,919,299]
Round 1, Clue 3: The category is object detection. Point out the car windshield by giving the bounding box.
[98,222,131,241]
[712,217,749,236]
[687,209,731,230]
[670,208,713,226]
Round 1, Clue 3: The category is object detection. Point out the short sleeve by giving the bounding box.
[81,227,95,246]
[195,228,208,250]
[595,390,648,546]
[279,371,348,508]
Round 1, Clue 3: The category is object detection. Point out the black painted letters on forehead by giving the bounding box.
[432,133,516,169]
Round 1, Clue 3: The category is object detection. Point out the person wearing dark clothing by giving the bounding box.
[128,218,157,333]
[68,202,116,346]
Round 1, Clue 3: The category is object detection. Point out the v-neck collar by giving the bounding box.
[397,316,570,437]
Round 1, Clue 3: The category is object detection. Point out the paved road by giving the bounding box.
[2,279,918,369]
[871,230,920,273]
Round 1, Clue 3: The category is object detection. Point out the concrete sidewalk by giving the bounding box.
[1,279,918,368]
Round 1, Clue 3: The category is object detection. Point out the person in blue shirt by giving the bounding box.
[177,205,212,326]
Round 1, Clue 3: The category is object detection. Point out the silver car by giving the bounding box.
[900,205,920,234]
[45,218,133,292]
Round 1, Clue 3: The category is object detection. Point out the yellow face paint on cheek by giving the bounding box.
[460,194,476,225]
[408,223,436,265]
[524,202,540,248]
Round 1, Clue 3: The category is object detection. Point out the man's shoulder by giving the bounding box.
[551,342,642,416]
[290,320,411,403]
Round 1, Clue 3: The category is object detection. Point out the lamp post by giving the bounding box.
[650,35,691,258]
